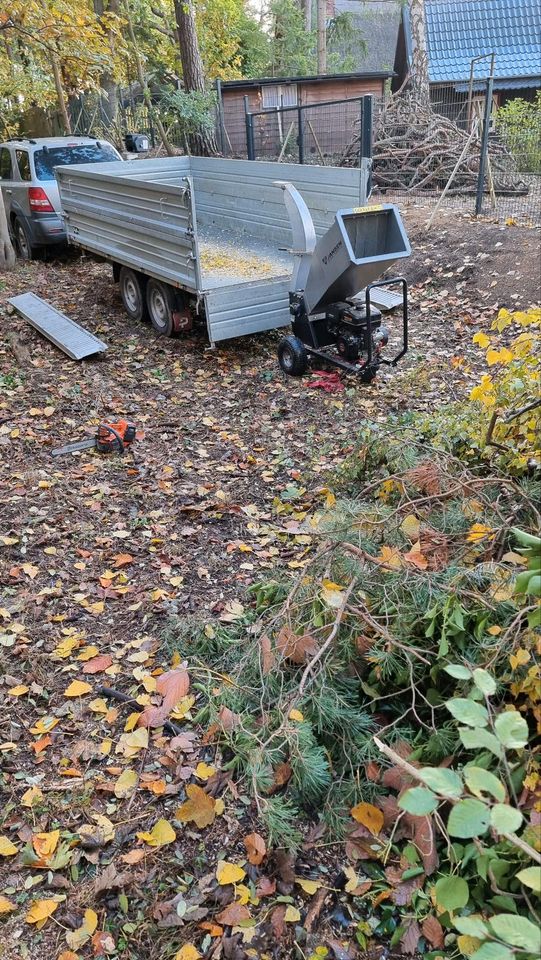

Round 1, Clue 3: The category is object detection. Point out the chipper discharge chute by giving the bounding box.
[275,182,411,382]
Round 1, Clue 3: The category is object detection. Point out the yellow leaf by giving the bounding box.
[289,709,304,722]
[350,802,384,836]
[216,860,246,885]
[26,899,59,928]
[116,727,148,758]
[0,835,18,856]
[8,684,29,697]
[343,865,361,893]
[234,883,251,904]
[296,877,321,895]
[400,514,421,539]
[195,761,216,781]
[466,523,493,543]
[88,698,108,714]
[175,947,201,960]
[169,694,196,720]
[284,905,301,922]
[64,680,93,698]
[486,348,501,366]
[114,768,139,799]
[136,818,176,848]
[54,636,80,659]
[487,625,502,636]
[124,712,140,732]
[21,786,43,808]
[0,895,16,914]
[472,331,490,348]
[77,645,99,661]
[510,648,531,670]
[457,935,482,957]
[377,545,403,570]
[499,347,513,364]
[66,908,98,949]
[30,716,59,735]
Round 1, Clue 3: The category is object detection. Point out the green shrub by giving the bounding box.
[496,93,541,174]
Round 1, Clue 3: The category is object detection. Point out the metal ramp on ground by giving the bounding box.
[360,286,403,312]
[8,292,108,360]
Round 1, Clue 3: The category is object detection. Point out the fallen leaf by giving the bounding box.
[31,734,52,755]
[82,655,113,674]
[244,832,266,865]
[0,895,16,914]
[296,877,320,895]
[32,829,60,861]
[175,784,217,828]
[289,709,304,722]
[284,905,301,922]
[215,902,251,925]
[66,908,98,949]
[0,835,18,856]
[91,931,116,955]
[114,768,139,799]
[26,899,59,928]
[8,684,29,696]
[175,947,201,960]
[136,818,176,848]
[350,802,384,836]
[137,667,190,728]
[195,761,216,781]
[21,786,43,807]
[422,915,444,948]
[276,625,319,664]
[64,680,93,698]
[116,727,148,757]
[216,860,246,885]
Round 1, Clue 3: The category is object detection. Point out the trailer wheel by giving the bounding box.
[146,280,177,337]
[278,336,308,376]
[359,366,378,384]
[119,267,149,323]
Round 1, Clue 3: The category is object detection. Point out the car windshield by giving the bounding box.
[33,144,119,181]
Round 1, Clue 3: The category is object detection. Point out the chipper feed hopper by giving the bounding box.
[276,182,411,381]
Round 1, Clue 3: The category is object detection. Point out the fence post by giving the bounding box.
[475,76,494,215]
[244,95,255,161]
[359,95,373,204]
[297,106,305,164]
[215,79,226,155]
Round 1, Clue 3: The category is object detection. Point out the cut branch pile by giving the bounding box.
[342,92,529,195]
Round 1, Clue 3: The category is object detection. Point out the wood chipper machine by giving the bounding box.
[275,182,411,382]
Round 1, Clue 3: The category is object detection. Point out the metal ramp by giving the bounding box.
[8,292,108,360]
[364,285,404,312]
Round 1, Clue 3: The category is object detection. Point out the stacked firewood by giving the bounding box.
[342,92,528,196]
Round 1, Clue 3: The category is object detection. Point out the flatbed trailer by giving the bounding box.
[56,156,366,344]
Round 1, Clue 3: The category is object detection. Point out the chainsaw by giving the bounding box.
[52,420,136,457]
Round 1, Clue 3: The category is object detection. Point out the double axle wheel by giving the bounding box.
[119,267,186,337]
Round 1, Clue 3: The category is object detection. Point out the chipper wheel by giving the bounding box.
[278,335,308,376]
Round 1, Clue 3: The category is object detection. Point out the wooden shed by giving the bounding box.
[218,71,392,161]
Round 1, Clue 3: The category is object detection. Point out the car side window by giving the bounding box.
[0,148,13,179]
[16,150,31,181]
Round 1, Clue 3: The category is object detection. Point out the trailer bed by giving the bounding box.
[56,157,362,343]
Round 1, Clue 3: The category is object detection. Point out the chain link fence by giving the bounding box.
[68,80,540,227]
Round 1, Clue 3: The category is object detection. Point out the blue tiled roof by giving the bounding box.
[411,0,541,85]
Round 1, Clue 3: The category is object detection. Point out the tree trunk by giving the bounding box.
[408,0,430,105]
[51,54,72,133]
[0,189,16,270]
[172,0,218,156]
[303,0,312,32]
[316,0,326,74]
[124,3,175,156]
[94,0,120,129]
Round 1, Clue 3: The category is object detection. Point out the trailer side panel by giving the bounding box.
[56,165,198,290]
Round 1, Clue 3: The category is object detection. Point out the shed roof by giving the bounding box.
[404,0,541,87]
[219,70,393,90]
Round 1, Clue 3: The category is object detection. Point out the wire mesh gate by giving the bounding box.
[242,95,375,171]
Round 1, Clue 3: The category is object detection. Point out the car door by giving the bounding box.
[14,149,33,219]
[0,146,15,221]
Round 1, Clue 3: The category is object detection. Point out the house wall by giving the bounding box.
[221,76,386,158]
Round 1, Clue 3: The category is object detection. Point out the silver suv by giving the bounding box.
[0,136,122,259]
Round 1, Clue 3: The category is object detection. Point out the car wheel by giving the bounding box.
[146,279,177,336]
[119,267,149,323]
[14,217,38,261]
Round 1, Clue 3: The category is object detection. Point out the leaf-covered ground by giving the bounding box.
[0,211,539,960]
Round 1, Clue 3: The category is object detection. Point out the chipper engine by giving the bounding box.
[276,182,411,382]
